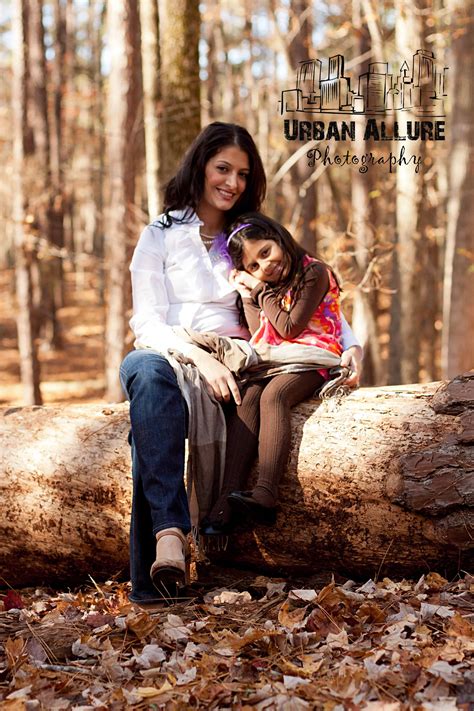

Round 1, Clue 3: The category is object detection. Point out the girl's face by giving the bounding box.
[199,146,250,217]
[241,238,287,284]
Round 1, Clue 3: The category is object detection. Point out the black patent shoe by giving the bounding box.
[200,521,232,536]
[227,491,277,526]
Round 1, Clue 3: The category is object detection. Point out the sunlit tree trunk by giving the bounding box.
[104,0,142,401]
[288,0,317,253]
[139,0,161,219]
[12,0,42,405]
[243,0,257,138]
[350,0,383,385]
[158,0,201,184]
[2,376,473,585]
[48,0,67,313]
[203,6,218,123]
[388,0,423,384]
[27,0,62,348]
[88,0,106,305]
[442,0,474,377]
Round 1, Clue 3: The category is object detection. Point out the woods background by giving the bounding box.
[0,0,473,406]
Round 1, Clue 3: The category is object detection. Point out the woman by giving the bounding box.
[119,122,362,603]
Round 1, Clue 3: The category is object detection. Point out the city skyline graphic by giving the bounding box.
[279,50,448,117]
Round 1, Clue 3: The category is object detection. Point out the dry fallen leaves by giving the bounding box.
[0,572,472,709]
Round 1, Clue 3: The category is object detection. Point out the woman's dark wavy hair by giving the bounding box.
[226,212,340,301]
[158,122,266,228]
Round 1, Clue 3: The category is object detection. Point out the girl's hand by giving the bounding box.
[229,269,252,298]
[340,345,363,387]
[229,269,260,295]
[189,347,241,405]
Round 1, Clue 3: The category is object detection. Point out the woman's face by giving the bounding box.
[241,238,287,284]
[199,146,250,216]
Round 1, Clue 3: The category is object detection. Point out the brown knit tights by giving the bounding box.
[209,370,324,524]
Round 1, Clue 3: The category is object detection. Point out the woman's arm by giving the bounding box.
[339,316,363,386]
[130,225,199,357]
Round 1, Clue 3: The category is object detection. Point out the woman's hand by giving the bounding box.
[229,269,260,297]
[189,347,241,405]
[340,345,363,387]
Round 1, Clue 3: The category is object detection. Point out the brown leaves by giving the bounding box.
[0,574,472,709]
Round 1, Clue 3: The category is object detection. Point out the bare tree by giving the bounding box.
[350,0,383,385]
[27,0,62,348]
[48,0,67,312]
[139,0,161,219]
[388,0,424,384]
[12,0,42,405]
[104,0,143,401]
[442,0,474,377]
[158,0,201,184]
[287,0,317,253]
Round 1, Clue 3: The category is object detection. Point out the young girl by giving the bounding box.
[204,212,344,531]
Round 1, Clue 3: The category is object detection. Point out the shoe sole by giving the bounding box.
[150,564,188,602]
[227,495,277,526]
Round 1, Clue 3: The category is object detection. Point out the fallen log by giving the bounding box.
[1,374,473,587]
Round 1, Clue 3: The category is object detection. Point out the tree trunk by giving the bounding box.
[158,0,201,185]
[27,0,62,349]
[139,0,161,220]
[12,0,42,406]
[288,0,317,254]
[48,0,67,317]
[104,0,142,401]
[1,375,472,587]
[350,8,382,386]
[389,0,423,384]
[441,0,474,378]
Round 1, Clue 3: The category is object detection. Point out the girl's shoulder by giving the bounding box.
[301,254,340,291]
[301,254,329,275]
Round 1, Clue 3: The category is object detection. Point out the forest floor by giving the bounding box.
[0,265,107,407]
[1,269,473,709]
[0,573,472,709]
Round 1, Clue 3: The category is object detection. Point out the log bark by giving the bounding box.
[1,375,473,587]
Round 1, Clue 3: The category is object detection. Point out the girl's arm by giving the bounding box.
[249,261,329,339]
[241,298,263,334]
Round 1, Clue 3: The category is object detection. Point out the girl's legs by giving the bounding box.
[119,350,190,602]
[252,370,324,508]
[206,380,265,527]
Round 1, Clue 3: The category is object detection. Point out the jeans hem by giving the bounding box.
[152,522,192,537]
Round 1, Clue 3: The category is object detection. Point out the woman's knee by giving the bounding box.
[120,350,177,396]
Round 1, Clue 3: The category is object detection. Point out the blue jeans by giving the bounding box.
[119,350,190,603]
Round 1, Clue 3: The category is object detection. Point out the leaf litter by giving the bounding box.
[0,570,472,709]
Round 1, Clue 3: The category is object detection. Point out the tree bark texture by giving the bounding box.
[389,0,424,385]
[441,0,474,379]
[12,0,43,406]
[104,0,142,401]
[1,375,472,587]
[139,0,162,219]
[288,0,317,255]
[158,0,201,185]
